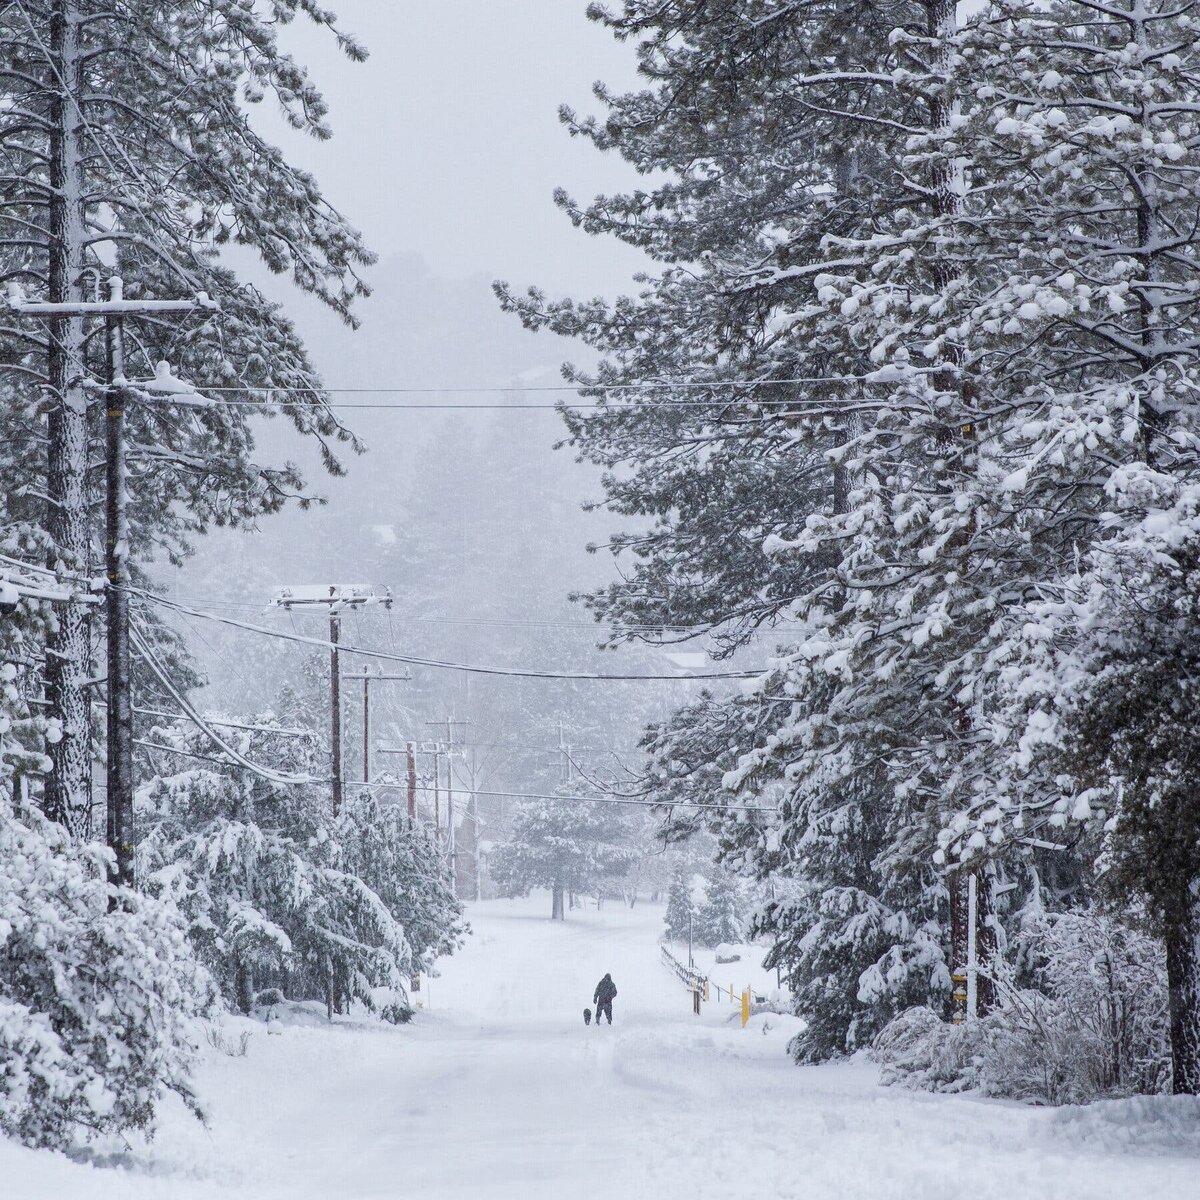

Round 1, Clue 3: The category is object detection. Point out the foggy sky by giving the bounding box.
[273,2,649,297]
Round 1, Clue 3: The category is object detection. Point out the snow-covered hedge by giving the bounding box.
[138,718,463,1016]
[871,911,1170,1104]
[0,802,214,1149]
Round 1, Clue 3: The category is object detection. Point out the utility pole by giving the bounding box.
[427,717,469,886]
[330,610,341,812]
[340,667,410,784]
[269,584,392,816]
[406,741,417,822]
[8,277,215,886]
[556,719,572,782]
[379,740,441,825]
[432,743,441,832]
[103,288,132,888]
[469,788,482,902]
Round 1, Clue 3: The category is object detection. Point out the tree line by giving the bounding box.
[0,2,464,1151]
[497,0,1200,1097]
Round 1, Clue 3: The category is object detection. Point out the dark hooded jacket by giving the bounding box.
[593,974,617,1005]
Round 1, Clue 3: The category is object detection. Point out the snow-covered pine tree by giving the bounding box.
[894,0,1200,1094]
[0,589,215,1149]
[499,0,999,1055]
[496,0,904,653]
[137,716,410,1017]
[0,800,215,1149]
[335,789,467,973]
[694,870,744,948]
[0,1,373,827]
[663,861,698,943]
[490,789,639,920]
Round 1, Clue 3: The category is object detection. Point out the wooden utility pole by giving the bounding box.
[427,717,469,883]
[269,584,392,817]
[406,741,417,822]
[103,288,132,887]
[556,719,571,782]
[379,740,437,825]
[329,608,342,813]
[431,744,442,831]
[341,667,410,784]
[9,277,215,886]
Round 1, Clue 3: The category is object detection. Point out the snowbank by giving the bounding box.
[1042,1094,1200,1155]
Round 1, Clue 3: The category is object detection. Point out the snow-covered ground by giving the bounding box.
[5,895,1199,1199]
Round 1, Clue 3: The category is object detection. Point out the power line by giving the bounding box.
[130,588,763,682]
[100,374,887,412]
[159,593,800,638]
[444,787,774,814]
[158,375,862,395]
[130,742,774,814]
[94,698,312,739]
[132,397,853,412]
[130,622,319,785]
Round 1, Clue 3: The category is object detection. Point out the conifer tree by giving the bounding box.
[491,791,638,920]
[695,870,744,949]
[1,583,214,1148]
[137,716,411,1016]
[0,0,373,826]
[497,0,1054,1057]
[335,790,467,971]
[663,862,697,944]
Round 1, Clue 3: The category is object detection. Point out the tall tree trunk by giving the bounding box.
[43,0,92,832]
[551,879,564,921]
[976,867,998,1015]
[235,959,254,1015]
[1166,886,1200,1094]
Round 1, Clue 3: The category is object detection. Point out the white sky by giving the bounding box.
[275,2,650,296]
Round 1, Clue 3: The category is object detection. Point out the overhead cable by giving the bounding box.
[130,742,773,814]
[129,622,320,784]
[129,588,764,682]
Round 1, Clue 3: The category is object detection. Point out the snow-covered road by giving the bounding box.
[6,896,1199,1199]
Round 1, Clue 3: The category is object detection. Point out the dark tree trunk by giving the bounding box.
[551,880,564,921]
[235,960,254,1015]
[1166,889,1200,1094]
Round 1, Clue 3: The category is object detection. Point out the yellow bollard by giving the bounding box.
[741,988,750,1029]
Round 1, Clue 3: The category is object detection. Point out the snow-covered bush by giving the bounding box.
[663,862,698,942]
[138,719,413,1016]
[986,912,1170,1103]
[694,871,744,948]
[335,790,465,972]
[872,911,1170,1104]
[0,802,214,1149]
[870,1006,980,1093]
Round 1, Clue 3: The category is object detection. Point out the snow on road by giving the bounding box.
[5,895,1199,1199]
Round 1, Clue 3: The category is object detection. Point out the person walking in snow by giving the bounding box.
[593,973,617,1026]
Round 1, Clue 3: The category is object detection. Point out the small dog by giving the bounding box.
[583,1007,592,1026]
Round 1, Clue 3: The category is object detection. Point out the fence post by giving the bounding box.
[741,988,750,1029]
